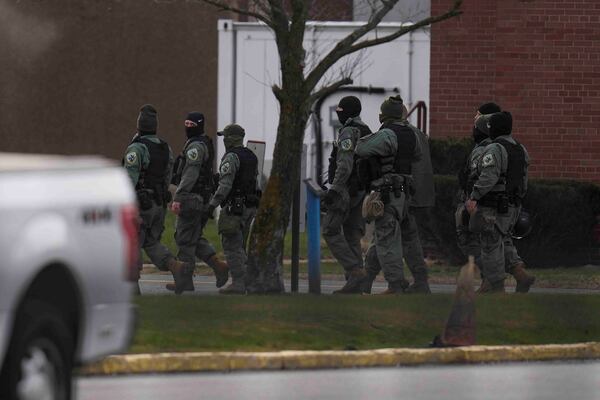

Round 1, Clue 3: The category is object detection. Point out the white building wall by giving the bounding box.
[217,20,430,180]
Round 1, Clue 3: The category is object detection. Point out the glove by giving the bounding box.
[203,204,216,221]
[323,189,340,205]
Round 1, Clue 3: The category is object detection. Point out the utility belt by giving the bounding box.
[136,186,172,210]
[478,192,521,214]
[224,192,261,215]
[371,175,407,204]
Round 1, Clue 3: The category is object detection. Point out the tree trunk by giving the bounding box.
[246,95,310,293]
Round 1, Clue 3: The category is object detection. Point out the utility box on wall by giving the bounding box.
[217,20,431,180]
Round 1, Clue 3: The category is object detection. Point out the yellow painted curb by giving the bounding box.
[80,342,600,376]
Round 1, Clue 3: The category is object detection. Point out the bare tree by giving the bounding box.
[202,0,463,293]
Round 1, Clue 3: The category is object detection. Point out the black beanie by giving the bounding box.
[489,111,512,138]
[478,102,501,115]
[336,96,362,124]
[137,104,158,134]
[185,111,205,138]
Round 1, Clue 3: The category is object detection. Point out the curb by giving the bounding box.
[80,342,600,376]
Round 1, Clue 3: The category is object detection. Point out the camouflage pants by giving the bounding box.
[138,203,175,271]
[174,193,216,265]
[456,203,523,272]
[469,204,520,284]
[322,192,365,272]
[365,192,407,284]
[218,206,256,283]
[365,206,426,280]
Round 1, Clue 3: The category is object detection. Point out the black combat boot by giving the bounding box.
[333,268,367,294]
[405,270,431,294]
[377,278,410,295]
[360,272,378,294]
[488,279,505,293]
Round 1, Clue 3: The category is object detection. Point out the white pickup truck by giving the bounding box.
[0,153,137,399]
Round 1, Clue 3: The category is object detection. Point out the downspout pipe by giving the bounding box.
[311,85,399,186]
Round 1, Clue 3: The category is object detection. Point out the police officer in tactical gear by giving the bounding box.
[465,111,535,293]
[323,96,371,294]
[123,104,188,294]
[456,102,502,268]
[205,124,259,295]
[166,112,229,293]
[355,95,423,294]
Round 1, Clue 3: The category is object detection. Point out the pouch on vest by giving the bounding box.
[136,189,153,211]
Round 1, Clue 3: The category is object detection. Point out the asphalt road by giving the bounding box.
[76,361,600,400]
[139,274,599,295]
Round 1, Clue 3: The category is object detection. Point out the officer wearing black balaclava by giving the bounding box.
[322,96,372,294]
[167,111,229,293]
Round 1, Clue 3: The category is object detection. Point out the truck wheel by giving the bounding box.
[0,301,74,400]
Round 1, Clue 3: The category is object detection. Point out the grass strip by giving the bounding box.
[131,294,600,353]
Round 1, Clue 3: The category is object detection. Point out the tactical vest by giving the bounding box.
[226,147,258,203]
[131,136,170,193]
[172,135,215,194]
[494,137,527,198]
[327,121,372,194]
[382,122,417,175]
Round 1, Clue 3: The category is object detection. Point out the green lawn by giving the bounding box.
[130,294,600,353]
[147,212,332,262]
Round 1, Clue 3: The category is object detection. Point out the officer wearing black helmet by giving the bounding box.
[465,111,535,293]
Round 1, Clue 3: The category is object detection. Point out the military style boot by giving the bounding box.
[206,255,229,288]
[333,268,367,294]
[165,259,194,295]
[377,278,410,295]
[488,279,505,293]
[405,271,431,294]
[219,280,246,295]
[509,262,535,293]
[360,273,378,294]
[476,279,491,294]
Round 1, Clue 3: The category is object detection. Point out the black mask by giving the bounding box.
[472,126,488,144]
[336,96,361,125]
[185,111,205,138]
[185,126,204,139]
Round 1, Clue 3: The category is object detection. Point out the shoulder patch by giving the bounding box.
[340,138,353,151]
[125,152,138,165]
[482,153,494,167]
[186,147,199,162]
[220,161,231,175]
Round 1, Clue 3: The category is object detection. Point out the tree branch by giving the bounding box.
[304,0,399,91]
[308,77,353,106]
[305,0,463,92]
[347,1,463,54]
[200,0,274,28]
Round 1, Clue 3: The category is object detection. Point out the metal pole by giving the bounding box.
[291,179,300,293]
[304,179,322,294]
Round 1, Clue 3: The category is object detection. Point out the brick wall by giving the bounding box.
[430,0,600,182]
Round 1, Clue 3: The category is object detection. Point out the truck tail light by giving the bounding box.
[121,204,140,282]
